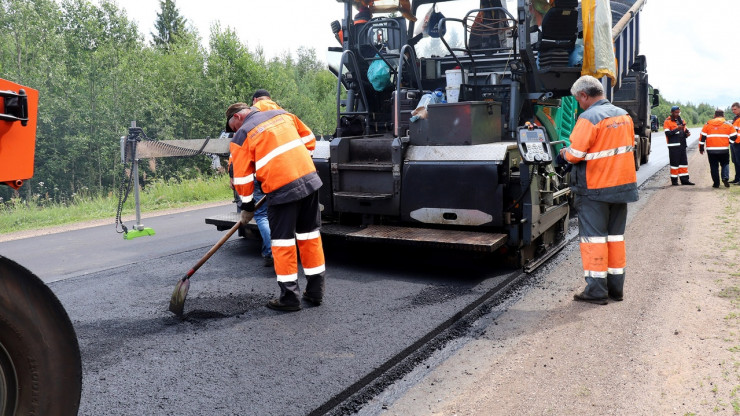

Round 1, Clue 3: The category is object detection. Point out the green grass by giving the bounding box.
[0,175,232,234]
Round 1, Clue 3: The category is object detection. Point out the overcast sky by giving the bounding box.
[107,0,739,108]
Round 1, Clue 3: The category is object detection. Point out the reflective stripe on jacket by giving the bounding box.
[663,116,688,146]
[564,99,638,203]
[699,117,737,153]
[229,108,320,210]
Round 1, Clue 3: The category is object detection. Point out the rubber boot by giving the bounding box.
[606,274,624,301]
[267,281,302,312]
[670,177,679,186]
[680,176,695,186]
[303,273,325,306]
[574,276,608,305]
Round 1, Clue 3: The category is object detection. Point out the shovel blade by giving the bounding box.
[168,277,190,316]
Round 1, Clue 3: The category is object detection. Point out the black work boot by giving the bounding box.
[303,273,325,306]
[680,177,695,185]
[267,281,302,312]
[607,274,625,301]
[671,177,679,186]
[574,276,608,305]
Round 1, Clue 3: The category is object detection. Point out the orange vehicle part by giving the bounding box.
[0,78,38,190]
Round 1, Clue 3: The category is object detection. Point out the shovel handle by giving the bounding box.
[187,197,266,278]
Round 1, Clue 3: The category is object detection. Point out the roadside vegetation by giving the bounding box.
[701,184,740,415]
[0,174,231,234]
[0,0,336,209]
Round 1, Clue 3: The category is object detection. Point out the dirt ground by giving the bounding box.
[384,150,740,415]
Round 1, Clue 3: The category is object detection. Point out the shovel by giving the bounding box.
[169,197,265,316]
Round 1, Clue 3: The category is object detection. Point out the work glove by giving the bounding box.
[240,210,254,225]
[331,20,341,35]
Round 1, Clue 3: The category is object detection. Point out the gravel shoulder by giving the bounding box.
[383,150,740,415]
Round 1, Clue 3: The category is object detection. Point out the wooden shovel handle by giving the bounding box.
[188,197,266,276]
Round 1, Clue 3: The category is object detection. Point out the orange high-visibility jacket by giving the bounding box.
[699,117,738,153]
[564,99,638,203]
[229,108,320,211]
[732,115,740,137]
[663,116,689,146]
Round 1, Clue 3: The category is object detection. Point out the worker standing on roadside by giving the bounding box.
[225,101,326,312]
[730,102,740,185]
[664,106,695,186]
[699,109,737,188]
[559,75,638,305]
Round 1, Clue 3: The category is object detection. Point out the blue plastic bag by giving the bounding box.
[367,56,392,92]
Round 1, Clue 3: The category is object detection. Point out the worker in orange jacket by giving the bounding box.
[248,89,282,267]
[559,75,638,305]
[699,109,738,188]
[663,106,694,186]
[225,102,325,312]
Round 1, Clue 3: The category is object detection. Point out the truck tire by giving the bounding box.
[641,135,651,164]
[0,256,82,416]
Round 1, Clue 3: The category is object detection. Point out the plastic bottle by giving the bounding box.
[410,90,444,122]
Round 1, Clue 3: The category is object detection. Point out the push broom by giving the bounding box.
[169,197,265,316]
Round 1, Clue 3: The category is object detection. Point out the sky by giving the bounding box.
[106,0,740,109]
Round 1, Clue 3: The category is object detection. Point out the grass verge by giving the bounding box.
[0,175,232,234]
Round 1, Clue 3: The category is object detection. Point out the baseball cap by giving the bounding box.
[671,106,680,112]
[225,102,250,133]
[251,89,271,102]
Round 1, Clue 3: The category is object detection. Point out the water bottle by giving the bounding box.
[410,90,444,122]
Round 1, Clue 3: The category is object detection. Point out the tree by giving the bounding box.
[151,0,186,50]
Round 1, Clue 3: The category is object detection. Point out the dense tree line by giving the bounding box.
[0,0,337,204]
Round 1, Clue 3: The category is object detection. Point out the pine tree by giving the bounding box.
[150,0,186,49]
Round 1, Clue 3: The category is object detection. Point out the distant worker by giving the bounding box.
[252,89,281,112]
[699,109,738,188]
[559,75,638,305]
[249,89,282,267]
[730,102,740,184]
[663,105,694,186]
[225,102,326,312]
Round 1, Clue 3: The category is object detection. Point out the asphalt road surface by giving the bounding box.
[0,131,683,415]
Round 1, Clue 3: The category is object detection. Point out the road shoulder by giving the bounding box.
[383,150,740,415]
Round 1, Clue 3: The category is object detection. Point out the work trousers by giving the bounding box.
[267,190,325,283]
[706,151,730,186]
[575,196,628,299]
[731,142,740,182]
[668,144,690,183]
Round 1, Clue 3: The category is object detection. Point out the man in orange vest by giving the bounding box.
[559,75,638,305]
[245,89,282,267]
[699,109,738,188]
[225,101,325,311]
[663,106,694,186]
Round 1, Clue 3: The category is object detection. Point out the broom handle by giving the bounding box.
[186,197,266,278]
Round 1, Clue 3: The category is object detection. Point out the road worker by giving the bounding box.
[730,102,740,184]
[663,106,694,186]
[225,101,325,312]
[699,109,738,188]
[249,89,283,267]
[559,75,638,305]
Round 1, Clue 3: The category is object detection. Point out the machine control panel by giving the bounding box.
[516,126,553,165]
